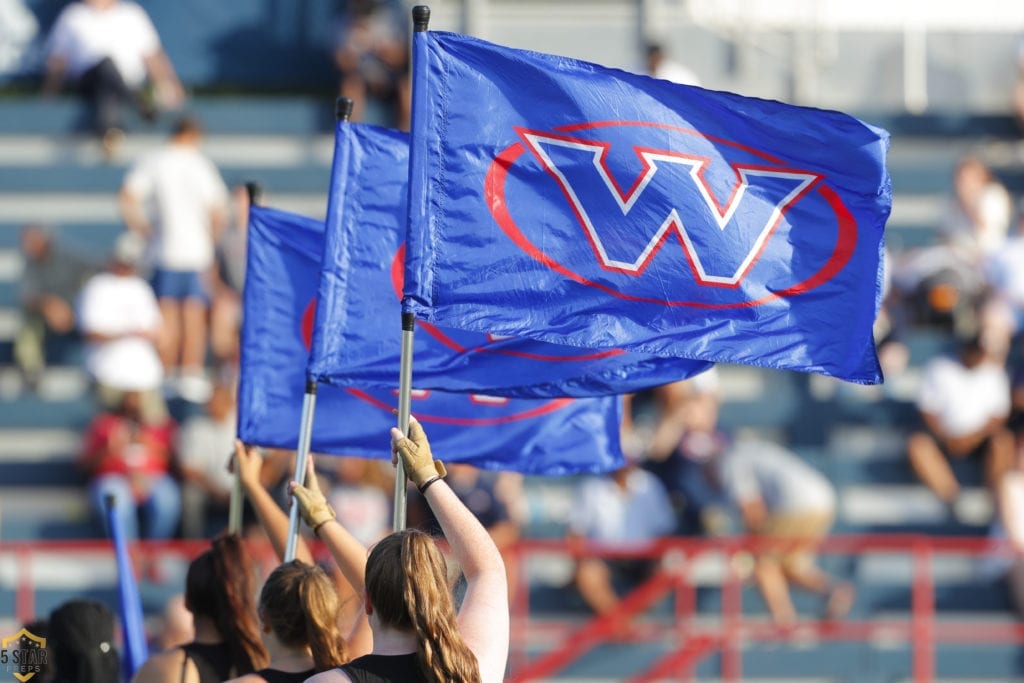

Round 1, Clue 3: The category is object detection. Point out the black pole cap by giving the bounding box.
[245,181,264,206]
[412,5,431,32]
[336,97,354,122]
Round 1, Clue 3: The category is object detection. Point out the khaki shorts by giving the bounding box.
[760,510,834,571]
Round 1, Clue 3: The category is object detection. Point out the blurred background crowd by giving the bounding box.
[4,0,1024,680]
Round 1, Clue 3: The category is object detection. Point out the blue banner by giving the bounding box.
[306,120,711,397]
[103,495,148,680]
[237,205,625,474]
[403,31,891,384]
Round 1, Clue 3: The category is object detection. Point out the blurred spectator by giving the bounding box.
[79,389,179,540]
[891,156,1010,337]
[14,224,97,390]
[76,231,167,424]
[644,42,700,86]
[907,334,1015,508]
[208,183,254,375]
[47,599,120,683]
[41,0,184,156]
[176,379,237,538]
[706,438,853,626]
[566,460,675,620]
[634,370,724,533]
[940,156,1013,259]
[980,205,1024,364]
[334,0,410,129]
[120,115,230,404]
[327,456,392,547]
[0,0,39,81]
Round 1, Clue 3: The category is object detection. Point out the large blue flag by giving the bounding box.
[402,31,891,384]
[305,120,711,397]
[238,204,625,474]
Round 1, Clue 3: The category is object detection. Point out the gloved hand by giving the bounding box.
[390,416,447,490]
[289,458,336,532]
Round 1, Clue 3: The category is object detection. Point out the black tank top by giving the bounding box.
[255,668,316,683]
[180,642,235,683]
[339,653,427,682]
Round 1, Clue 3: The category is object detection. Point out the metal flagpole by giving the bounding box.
[283,97,355,561]
[393,4,431,532]
[229,181,263,535]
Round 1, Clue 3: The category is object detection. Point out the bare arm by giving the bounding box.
[288,456,368,594]
[119,187,151,237]
[391,419,509,683]
[42,55,66,96]
[233,440,313,565]
[143,50,185,109]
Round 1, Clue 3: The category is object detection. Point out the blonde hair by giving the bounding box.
[365,530,481,683]
[259,561,348,672]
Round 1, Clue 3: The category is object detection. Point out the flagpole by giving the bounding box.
[282,97,355,561]
[393,4,431,533]
[229,180,263,536]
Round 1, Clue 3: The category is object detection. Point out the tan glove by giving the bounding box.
[391,417,447,490]
[290,460,336,532]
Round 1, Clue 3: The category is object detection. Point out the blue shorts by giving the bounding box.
[150,269,209,303]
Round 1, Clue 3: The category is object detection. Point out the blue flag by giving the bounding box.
[102,495,148,679]
[306,120,711,397]
[237,204,625,474]
[403,31,892,384]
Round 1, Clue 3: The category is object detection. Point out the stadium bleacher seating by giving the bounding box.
[2,50,1024,683]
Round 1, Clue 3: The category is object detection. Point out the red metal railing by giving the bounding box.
[506,534,1024,683]
[2,534,1021,682]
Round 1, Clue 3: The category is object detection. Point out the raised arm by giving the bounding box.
[289,457,368,595]
[390,418,509,683]
[233,440,313,565]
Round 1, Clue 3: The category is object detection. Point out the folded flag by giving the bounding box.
[306,119,712,397]
[402,31,891,384]
[238,204,625,474]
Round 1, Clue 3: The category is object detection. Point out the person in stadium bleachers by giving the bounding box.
[79,388,180,540]
[293,416,509,683]
[704,437,854,627]
[979,203,1024,364]
[333,0,410,129]
[132,533,268,683]
[208,183,253,377]
[41,0,184,157]
[14,223,97,392]
[907,333,1015,511]
[48,599,120,683]
[175,378,237,538]
[120,115,230,404]
[566,454,676,626]
[76,230,167,424]
[634,369,727,535]
[643,41,701,87]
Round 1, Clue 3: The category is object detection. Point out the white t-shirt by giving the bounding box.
[717,440,835,515]
[176,414,236,495]
[77,271,163,391]
[916,355,1010,437]
[568,468,675,546]
[124,144,229,271]
[46,1,160,87]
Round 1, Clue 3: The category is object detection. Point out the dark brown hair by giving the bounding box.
[185,533,267,674]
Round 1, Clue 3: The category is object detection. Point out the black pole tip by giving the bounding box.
[245,181,264,206]
[402,311,416,331]
[336,97,354,122]
[412,5,431,32]
[305,378,319,394]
